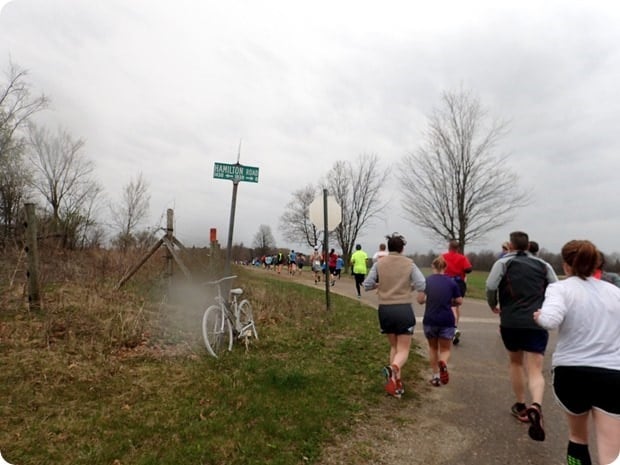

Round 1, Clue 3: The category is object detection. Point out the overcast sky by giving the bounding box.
[1,0,620,256]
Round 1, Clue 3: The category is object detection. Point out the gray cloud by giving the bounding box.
[2,0,620,255]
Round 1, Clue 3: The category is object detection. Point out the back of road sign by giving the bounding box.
[308,195,341,231]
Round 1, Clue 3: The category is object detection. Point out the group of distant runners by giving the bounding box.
[258,250,306,275]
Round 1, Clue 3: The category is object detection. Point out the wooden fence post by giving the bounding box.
[24,203,42,311]
[165,209,174,281]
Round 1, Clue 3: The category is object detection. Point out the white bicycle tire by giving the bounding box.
[202,305,232,357]
[237,299,258,339]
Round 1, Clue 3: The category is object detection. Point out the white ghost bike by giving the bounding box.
[202,275,258,358]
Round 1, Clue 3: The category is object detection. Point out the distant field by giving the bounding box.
[464,270,488,299]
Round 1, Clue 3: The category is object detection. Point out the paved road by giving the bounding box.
[258,268,582,465]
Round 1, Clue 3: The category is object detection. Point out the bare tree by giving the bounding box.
[0,62,48,160]
[252,224,275,258]
[0,62,48,244]
[325,153,387,265]
[397,88,529,253]
[27,124,103,248]
[279,184,321,248]
[0,145,31,244]
[62,180,104,249]
[110,173,151,251]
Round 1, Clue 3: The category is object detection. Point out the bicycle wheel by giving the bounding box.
[237,299,258,339]
[202,305,232,357]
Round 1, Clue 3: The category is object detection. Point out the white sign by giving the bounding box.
[308,195,341,231]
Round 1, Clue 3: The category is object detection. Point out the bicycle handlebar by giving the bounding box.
[203,275,238,286]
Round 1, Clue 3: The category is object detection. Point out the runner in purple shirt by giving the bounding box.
[419,256,463,387]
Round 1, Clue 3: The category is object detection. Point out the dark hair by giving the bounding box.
[509,231,529,251]
[448,239,460,251]
[385,232,406,253]
[355,244,361,250]
[561,240,598,279]
[528,241,539,255]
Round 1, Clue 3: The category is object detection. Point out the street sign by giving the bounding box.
[213,162,259,183]
[309,195,341,231]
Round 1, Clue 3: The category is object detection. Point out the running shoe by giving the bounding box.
[429,377,441,387]
[510,402,529,423]
[396,379,404,396]
[453,328,461,345]
[527,403,545,441]
[384,378,401,398]
[382,365,401,398]
[438,360,449,385]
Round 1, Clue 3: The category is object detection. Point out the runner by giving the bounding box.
[419,256,462,387]
[534,240,620,464]
[442,239,472,344]
[350,244,368,298]
[363,233,425,398]
[486,231,557,441]
[310,246,323,284]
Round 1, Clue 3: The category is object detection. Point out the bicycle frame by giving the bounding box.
[202,275,258,357]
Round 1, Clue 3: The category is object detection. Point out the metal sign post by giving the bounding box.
[308,189,342,310]
[213,147,260,279]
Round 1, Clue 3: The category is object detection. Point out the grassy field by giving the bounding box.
[1,255,434,465]
[463,270,488,300]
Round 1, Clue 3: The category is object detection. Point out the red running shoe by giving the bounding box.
[438,360,449,385]
[396,379,404,396]
[384,378,401,398]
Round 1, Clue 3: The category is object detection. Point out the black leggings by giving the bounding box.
[353,273,365,295]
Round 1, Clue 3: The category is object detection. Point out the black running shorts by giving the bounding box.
[500,327,548,354]
[377,303,415,335]
[553,365,620,416]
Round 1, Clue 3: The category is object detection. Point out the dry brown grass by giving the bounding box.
[0,246,210,358]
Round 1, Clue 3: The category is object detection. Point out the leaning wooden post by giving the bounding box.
[24,203,42,311]
[116,238,164,289]
[165,209,174,281]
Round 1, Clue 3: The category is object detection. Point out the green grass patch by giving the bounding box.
[464,270,488,300]
[0,266,424,465]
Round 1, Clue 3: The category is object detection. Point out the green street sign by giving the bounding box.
[213,162,259,183]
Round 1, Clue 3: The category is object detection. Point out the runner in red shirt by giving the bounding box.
[442,239,473,345]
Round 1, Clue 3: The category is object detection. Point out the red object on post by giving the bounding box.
[210,228,217,242]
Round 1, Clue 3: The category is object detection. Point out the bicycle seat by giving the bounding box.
[229,288,243,295]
